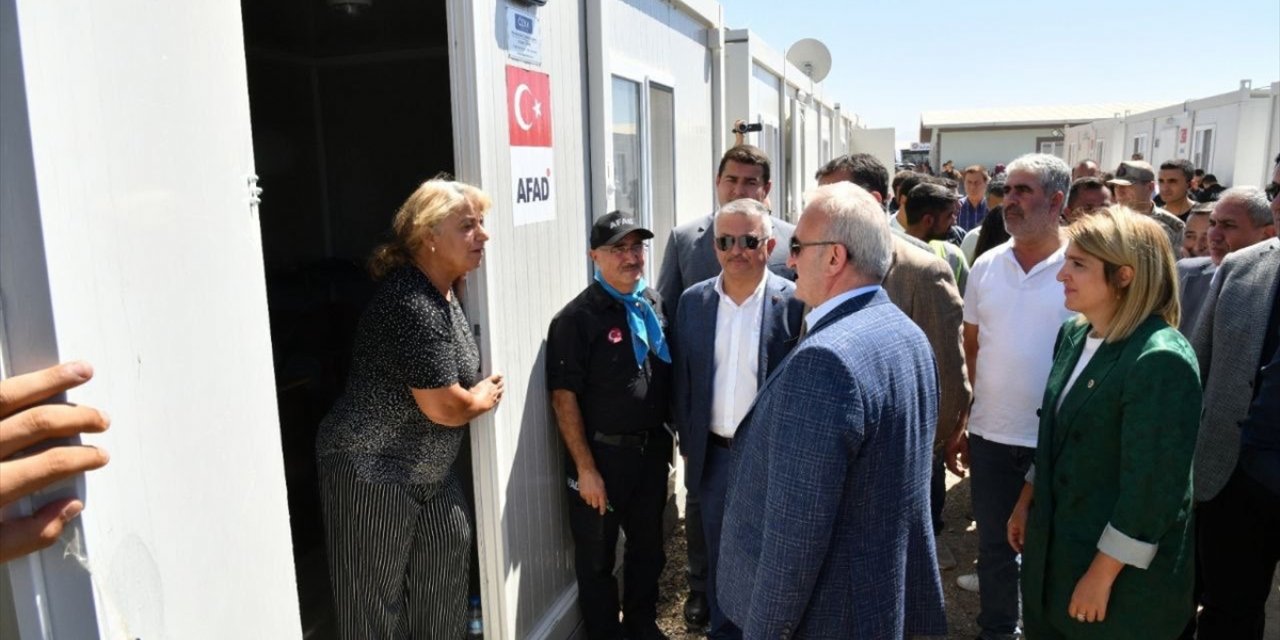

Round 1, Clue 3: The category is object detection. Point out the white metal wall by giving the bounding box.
[1123,118,1157,162]
[1191,103,1240,184]
[1,0,300,637]
[849,127,898,180]
[1227,96,1273,188]
[449,0,589,636]
[937,127,1061,169]
[749,61,784,204]
[606,0,716,228]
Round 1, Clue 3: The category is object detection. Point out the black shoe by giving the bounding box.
[683,590,709,630]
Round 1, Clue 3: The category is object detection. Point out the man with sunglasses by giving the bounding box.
[671,199,805,640]
[656,143,793,629]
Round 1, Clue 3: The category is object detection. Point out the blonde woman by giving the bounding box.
[315,178,504,639]
[1007,207,1200,639]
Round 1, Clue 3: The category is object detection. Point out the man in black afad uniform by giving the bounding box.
[548,211,673,640]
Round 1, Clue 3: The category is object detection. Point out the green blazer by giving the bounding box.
[1022,315,1200,639]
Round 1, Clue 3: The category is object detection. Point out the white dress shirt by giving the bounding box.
[804,284,883,331]
[710,273,768,438]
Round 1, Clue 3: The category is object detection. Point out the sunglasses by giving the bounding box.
[714,234,764,251]
[788,237,840,257]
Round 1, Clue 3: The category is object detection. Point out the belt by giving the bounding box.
[592,429,662,448]
[709,433,733,449]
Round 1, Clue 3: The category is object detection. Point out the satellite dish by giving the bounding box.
[786,38,831,83]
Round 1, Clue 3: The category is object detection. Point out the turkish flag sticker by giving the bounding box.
[507,65,552,148]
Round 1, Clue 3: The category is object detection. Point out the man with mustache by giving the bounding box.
[656,143,793,629]
[671,198,804,640]
[547,211,674,640]
[948,153,1076,640]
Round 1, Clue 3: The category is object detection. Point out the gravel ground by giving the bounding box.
[654,472,1279,639]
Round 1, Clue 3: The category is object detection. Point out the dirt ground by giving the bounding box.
[654,472,1280,639]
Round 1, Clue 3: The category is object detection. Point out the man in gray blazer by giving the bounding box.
[671,198,804,640]
[1191,236,1280,638]
[1176,256,1216,336]
[657,144,795,317]
[655,144,792,628]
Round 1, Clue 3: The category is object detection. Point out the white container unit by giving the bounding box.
[1119,82,1278,186]
[723,29,856,220]
[586,0,723,270]
[1064,117,1127,171]
[1069,82,1278,186]
[2,0,759,638]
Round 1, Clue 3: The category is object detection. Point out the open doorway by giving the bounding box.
[240,1,474,636]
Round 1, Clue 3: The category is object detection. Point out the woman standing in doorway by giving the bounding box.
[316,178,504,638]
[1008,207,1200,639]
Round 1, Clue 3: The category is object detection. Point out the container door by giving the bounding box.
[1,0,300,637]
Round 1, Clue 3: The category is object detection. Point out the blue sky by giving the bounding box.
[719,0,1280,150]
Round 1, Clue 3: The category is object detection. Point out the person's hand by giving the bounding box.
[470,374,505,412]
[1068,554,1123,624]
[1007,499,1029,553]
[576,468,608,516]
[0,361,110,563]
[944,428,969,477]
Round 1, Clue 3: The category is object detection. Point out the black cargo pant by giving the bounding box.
[567,431,672,640]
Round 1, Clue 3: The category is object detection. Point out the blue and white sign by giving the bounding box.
[506,6,541,66]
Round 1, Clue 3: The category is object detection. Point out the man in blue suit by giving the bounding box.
[671,198,805,640]
[656,143,793,628]
[718,182,947,638]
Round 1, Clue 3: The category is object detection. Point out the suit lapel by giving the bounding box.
[756,275,789,385]
[746,290,881,413]
[1224,243,1280,336]
[1052,338,1123,454]
[697,283,720,404]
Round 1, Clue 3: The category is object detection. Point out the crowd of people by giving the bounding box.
[541,145,1276,639]
[4,141,1278,640]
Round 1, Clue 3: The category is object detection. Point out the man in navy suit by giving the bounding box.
[671,198,805,640]
[718,182,947,638]
[656,143,793,628]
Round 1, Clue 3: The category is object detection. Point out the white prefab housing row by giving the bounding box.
[0,1,876,639]
[722,28,891,220]
[918,101,1173,172]
[1064,81,1280,188]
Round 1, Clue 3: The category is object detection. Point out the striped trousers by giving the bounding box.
[319,454,472,640]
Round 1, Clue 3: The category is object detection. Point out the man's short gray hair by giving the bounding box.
[715,198,774,237]
[1008,153,1072,201]
[1215,186,1274,228]
[804,183,893,281]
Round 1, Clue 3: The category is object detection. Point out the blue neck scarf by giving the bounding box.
[594,272,672,368]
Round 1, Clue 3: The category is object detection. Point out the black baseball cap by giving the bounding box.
[590,211,653,249]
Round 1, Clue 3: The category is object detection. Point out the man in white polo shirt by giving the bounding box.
[946,153,1075,640]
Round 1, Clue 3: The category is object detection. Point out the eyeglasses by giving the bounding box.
[714,234,765,251]
[788,237,841,257]
[606,242,649,256]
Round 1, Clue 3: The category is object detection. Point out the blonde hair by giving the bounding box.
[1065,206,1180,342]
[368,177,492,280]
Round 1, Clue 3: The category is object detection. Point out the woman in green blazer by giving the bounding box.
[1007,207,1201,639]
